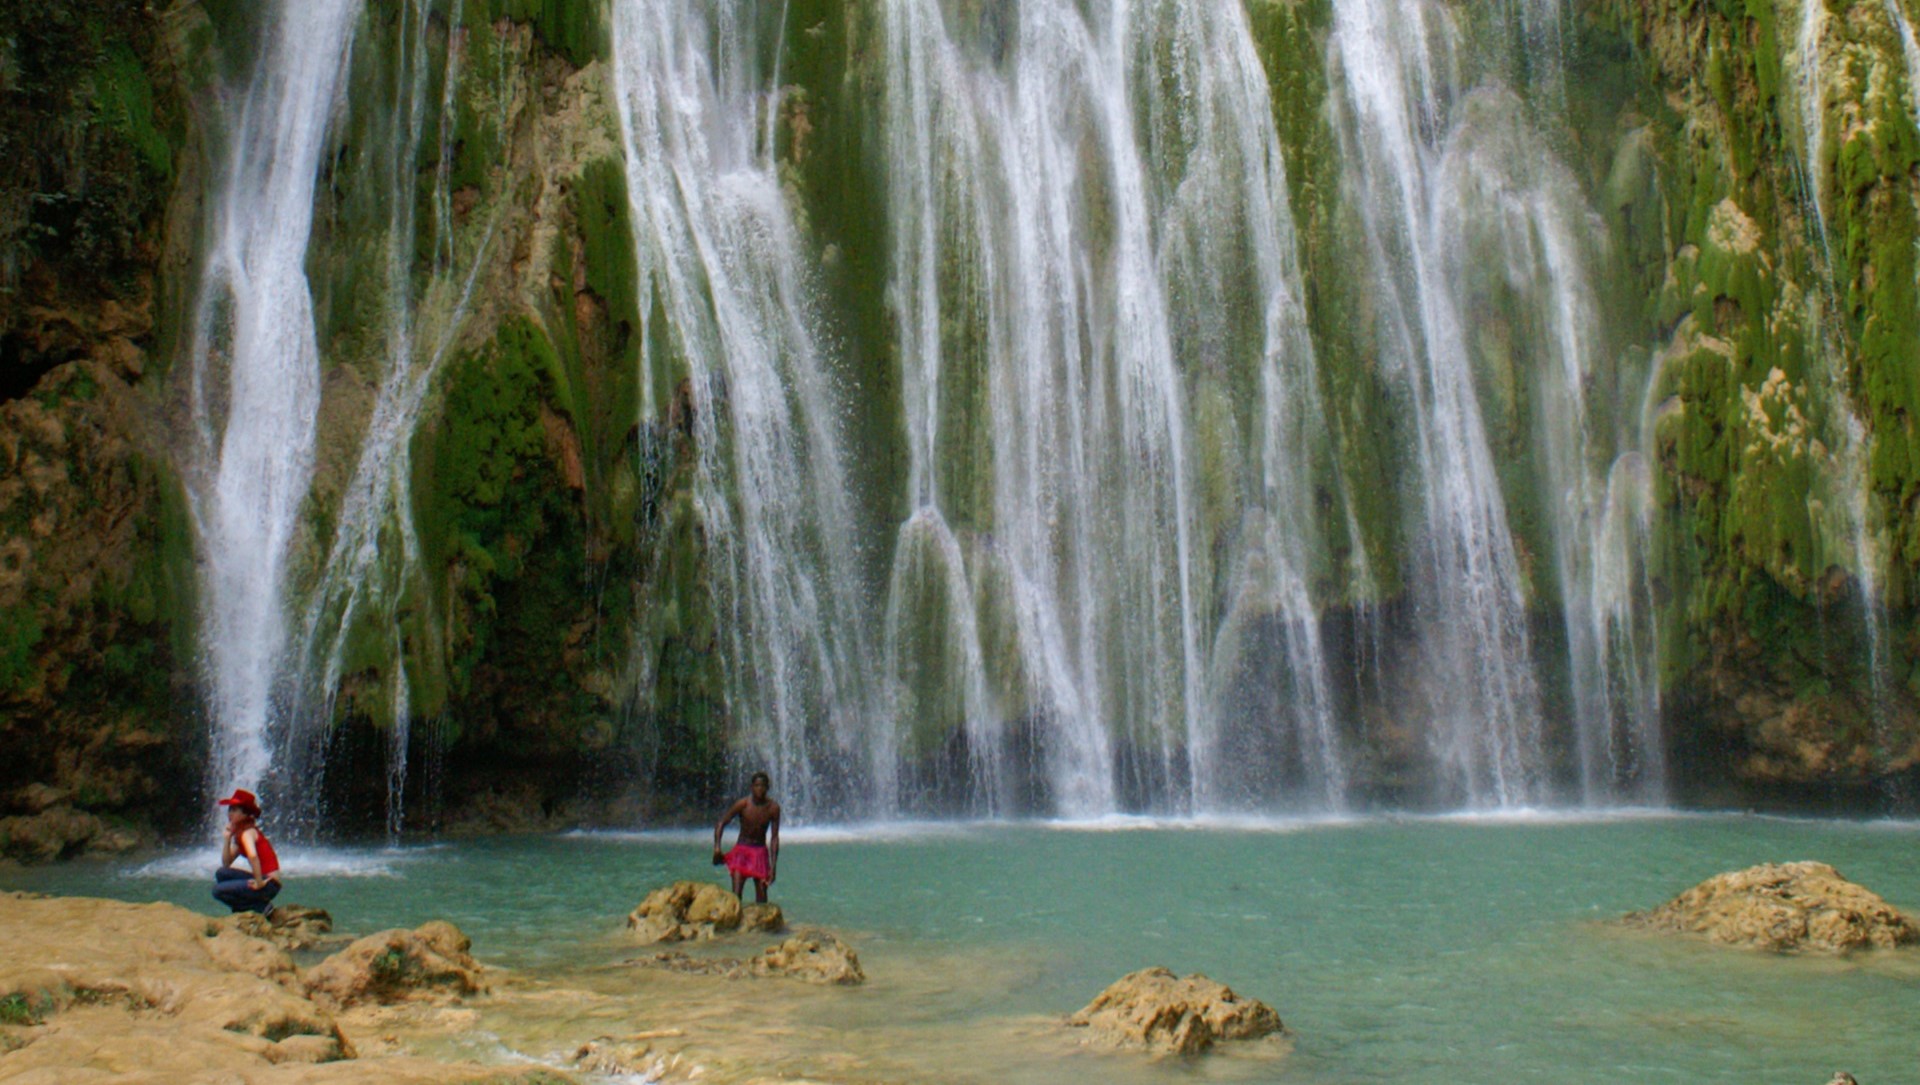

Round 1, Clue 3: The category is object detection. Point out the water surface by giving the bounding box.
[7,813,1917,1083]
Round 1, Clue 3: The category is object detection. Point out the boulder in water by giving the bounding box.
[751,929,862,985]
[1626,862,1919,953]
[627,881,748,943]
[741,901,785,933]
[303,921,486,1007]
[1067,967,1283,1055]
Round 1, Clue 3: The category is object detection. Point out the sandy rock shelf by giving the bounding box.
[0,891,563,1084]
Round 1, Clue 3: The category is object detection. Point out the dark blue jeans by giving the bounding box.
[212,866,280,915]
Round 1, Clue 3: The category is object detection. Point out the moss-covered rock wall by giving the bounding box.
[4,0,1919,846]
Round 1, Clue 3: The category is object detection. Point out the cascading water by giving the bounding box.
[878,0,1346,815]
[611,0,884,816]
[185,0,364,816]
[1328,0,1663,806]
[293,0,495,839]
[1328,0,1546,806]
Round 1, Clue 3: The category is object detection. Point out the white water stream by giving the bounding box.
[185,0,364,811]
[611,0,884,815]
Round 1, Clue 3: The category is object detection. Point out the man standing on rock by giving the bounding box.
[713,772,780,903]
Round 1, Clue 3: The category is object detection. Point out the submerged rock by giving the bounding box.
[303,921,486,1007]
[1626,862,1919,953]
[752,929,862,985]
[633,928,865,986]
[1067,967,1283,1055]
[627,881,761,943]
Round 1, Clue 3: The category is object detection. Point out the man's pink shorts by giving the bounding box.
[725,844,770,880]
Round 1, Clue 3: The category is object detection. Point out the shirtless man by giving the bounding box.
[712,772,781,902]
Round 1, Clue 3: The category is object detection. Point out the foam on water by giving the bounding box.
[126,846,414,880]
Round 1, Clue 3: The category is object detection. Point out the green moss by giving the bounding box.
[779,0,908,549]
[489,0,603,69]
[574,158,640,332]
[0,993,47,1026]
[0,608,44,696]
[1248,0,1405,603]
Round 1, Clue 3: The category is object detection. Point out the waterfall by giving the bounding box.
[611,0,883,815]
[1328,0,1545,806]
[1328,0,1662,806]
[878,0,1344,816]
[293,0,494,837]
[185,0,364,813]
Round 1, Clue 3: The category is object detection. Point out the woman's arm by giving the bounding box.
[767,808,780,883]
[221,826,239,867]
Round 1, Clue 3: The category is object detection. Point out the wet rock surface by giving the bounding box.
[1625,861,1920,953]
[303,921,487,1007]
[628,880,787,943]
[634,928,865,986]
[1066,967,1283,1055]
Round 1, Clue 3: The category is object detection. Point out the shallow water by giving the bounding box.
[7,813,1918,1083]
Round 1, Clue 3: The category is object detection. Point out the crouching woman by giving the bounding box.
[212,788,281,917]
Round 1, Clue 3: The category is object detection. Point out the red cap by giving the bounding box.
[216,788,260,814]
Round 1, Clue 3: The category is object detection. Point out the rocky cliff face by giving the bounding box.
[2,0,1917,844]
[1583,0,1920,803]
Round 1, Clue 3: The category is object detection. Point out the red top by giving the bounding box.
[247,829,280,879]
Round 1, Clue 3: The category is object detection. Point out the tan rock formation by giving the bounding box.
[0,804,143,863]
[633,928,865,986]
[740,902,785,933]
[1066,967,1283,1055]
[750,929,862,985]
[1626,862,1920,952]
[626,881,752,943]
[0,893,576,1083]
[303,921,486,1008]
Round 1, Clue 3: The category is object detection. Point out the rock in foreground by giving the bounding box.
[303,921,486,1007]
[1067,967,1282,1055]
[1627,862,1919,953]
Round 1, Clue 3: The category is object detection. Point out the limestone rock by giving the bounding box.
[1067,967,1283,1055]
[627,881,747,943]
[1626,862,1920,953]
[223,904,340,953]
[0,892,351,1076]
[573,1036,672,1076]
[631,928,864,986]
[0,806,110,863]
[741,901,785,933]
[304,921,486,1007]
[9,783,69,814]
[272,904,339,951]
[751,929,863,985]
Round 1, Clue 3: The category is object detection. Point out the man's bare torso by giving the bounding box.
[732,797,779,846]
